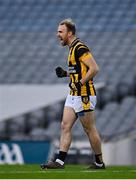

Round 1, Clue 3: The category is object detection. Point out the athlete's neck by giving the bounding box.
[68,36,77,47]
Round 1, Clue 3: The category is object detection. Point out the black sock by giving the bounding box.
[95,153,103,164]
[57,151,67,162]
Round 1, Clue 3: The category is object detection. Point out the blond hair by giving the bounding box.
[59,18,76,35]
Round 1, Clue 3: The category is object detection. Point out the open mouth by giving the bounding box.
[59,37,63,41]
[59,39,64,44]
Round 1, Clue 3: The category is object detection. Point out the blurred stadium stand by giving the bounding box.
[0,0,136,159]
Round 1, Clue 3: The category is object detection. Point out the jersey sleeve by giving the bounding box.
[76,45,93,61]
[76,45,89,57]
[79,52,93,61]
[76,45,92,61]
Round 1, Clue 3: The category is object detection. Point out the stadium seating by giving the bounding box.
[0,0,136,86]
[0,0,136,142]
[96,96,136,141]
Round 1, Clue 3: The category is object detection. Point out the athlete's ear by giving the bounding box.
[68,31,73,38]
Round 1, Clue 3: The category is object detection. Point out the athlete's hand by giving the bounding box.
[69,81,83,91]
[55,66,67,78]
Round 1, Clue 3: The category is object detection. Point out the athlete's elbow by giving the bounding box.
[94,65,99,75]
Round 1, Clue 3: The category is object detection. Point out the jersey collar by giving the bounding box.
[69,38,80,48]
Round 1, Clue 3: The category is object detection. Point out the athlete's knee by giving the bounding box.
[83,125,91,135]
[82,123,96,135]
[61,121,71,133]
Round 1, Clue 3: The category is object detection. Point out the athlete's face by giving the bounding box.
[57,24,69,46]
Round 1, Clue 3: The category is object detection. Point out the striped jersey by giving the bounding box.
[68,38,96,96]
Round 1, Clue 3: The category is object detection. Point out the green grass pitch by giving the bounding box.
[0,164,136,179]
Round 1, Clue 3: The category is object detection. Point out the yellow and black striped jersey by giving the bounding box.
[68,38,96,96]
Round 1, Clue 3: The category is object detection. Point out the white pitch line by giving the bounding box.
[83,170,136,173]
[0,169,136,174]
[0,171,43,174]
[0,170,67,174]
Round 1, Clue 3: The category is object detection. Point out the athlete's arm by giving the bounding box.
[80,53,99,85]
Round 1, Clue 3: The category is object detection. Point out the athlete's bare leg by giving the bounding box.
[40,106,77,170]
[59,106,77,152]
[79,111,103,162]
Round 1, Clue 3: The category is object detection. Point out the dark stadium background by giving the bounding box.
[0,0,136,166]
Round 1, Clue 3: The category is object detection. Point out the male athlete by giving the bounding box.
[41,18,105,169]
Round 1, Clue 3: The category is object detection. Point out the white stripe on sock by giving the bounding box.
[55,159,64,165]
[95,162,103,167]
